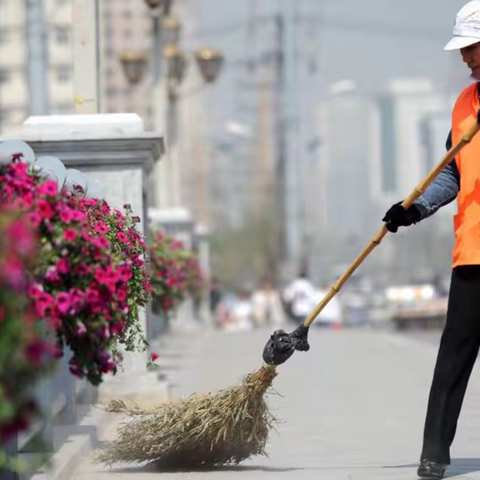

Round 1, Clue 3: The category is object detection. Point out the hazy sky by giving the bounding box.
[183,0,470,161]
[188,0,468,91]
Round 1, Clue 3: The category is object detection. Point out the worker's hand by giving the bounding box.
[382,202,421,233]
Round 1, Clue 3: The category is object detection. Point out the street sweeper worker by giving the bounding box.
[383,2,480,477]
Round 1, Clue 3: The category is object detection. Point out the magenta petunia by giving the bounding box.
[69,288,84,306]
[64,229,78,242]
[94,236,109,249]
[71,210,86,222]
[94,267,108,285]
[59,208,74,224]
[85,287,100,303]
[56,258,70,275]
[116,232,129,243]
[26,212,42,228]
[36,199,54,219]
[37,180,58,197]
[55,292,71,314]
[94,222,110,234]
[116,289,127,303]
[118,265,132,281]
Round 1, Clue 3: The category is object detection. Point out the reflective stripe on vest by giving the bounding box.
[452,82,480,267]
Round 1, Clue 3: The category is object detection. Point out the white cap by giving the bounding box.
[445,0,480,50]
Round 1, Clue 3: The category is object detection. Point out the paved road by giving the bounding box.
[73,327,480,479]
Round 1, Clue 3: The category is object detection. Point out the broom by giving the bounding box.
[97,111,480,469]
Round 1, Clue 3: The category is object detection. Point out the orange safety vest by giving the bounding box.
[452,82,480,267]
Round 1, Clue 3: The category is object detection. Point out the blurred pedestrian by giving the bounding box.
[282,270,317,324]
[313,283,342,329]
[251,277,286,327]
[209,277,223,324]
[382,3,480,476]
[224,289,254,332]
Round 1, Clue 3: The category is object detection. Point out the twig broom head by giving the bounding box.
[97,364,277,468]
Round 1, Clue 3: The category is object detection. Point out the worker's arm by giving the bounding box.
[413,130,460,220]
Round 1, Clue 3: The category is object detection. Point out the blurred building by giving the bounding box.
[0,0,74,135]
[373,80,456,282]
[99,0,153,129]
[374,80,451,205]
[307,80,379,275]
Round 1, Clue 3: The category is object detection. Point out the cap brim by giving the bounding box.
[444,36,480,51]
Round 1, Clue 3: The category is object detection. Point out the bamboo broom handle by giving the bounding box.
[303,114,480,328]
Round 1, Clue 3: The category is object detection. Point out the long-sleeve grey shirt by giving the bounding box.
[414,131,460,220]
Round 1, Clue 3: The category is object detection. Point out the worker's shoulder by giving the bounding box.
[454,82,478,105]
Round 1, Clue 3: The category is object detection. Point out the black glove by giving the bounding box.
[382,202,421,233]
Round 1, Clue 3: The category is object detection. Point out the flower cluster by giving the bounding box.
[0,210,56,446]
[149,231,204,315]
[0,162,146,386]
[79,199,151,352]
[182,254,204,302]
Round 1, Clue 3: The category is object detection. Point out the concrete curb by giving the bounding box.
[27,376,171,480]
[27,406,116,480]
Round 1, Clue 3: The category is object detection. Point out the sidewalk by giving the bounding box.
[72,328,480,479]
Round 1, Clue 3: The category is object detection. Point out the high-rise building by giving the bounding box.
[307,80,379,275]
[375,80,451,203]
[0,0,74,135]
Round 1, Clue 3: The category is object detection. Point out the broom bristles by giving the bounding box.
[97,365,278,468]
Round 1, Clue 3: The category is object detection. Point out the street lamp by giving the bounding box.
[162,17,182,45]
[164,46,188,84]
[143,0,173,15]
[119,50,148,85]
[195,48,224,84]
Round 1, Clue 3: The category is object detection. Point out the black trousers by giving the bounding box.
[421,266,480,464]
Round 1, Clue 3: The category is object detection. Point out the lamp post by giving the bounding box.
[119,4,224,211]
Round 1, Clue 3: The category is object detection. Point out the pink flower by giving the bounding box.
[81,228,93,243]
[71,210,86,222]
[37,199,54,219]
[56,258,70,275]
[94,267,108,284]
[26,212,42,228]
[116,232,128,243]
[37,180,58,197]
[29,285,43,299]
[94,223,110,234]
[110,322,125,335]
[55,292,71,314]
[64,229,78,242]
[69,358,82,377]
[59,208,74,224]
[118,265,132,281]
[6,220,36,255]
[98,326,110,339]
[69,288,84,306]
[94,236,109,249]
[75,264,90,276]
[105,267,120,284]
[150,352,159,362]
[171,239,184,250]
[35,292,54,317]
[116,289,127,303]
[25,339,50,367]
[2,257,26,290]
[45,266,60,283]
[85,288,100,303]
